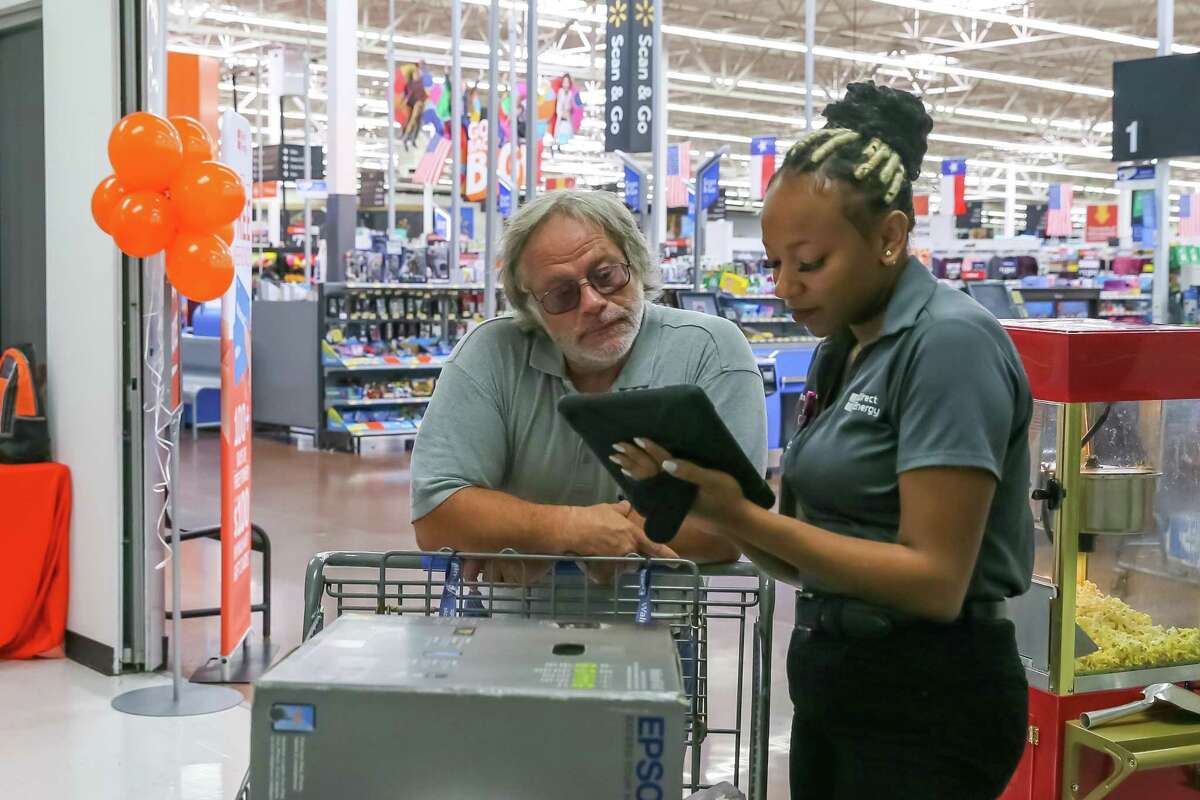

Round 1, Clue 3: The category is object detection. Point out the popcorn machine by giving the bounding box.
[1001,320,1200,800]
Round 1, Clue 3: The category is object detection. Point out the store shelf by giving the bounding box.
[334,282,487,291]
[324,397,432,407]
[1099,292,1151,300]
[324,362,446,373]
[327,316,457,324]
[347,428,421,438]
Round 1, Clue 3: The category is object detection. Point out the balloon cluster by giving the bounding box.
[91,112,245,302]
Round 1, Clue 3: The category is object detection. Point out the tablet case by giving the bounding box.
[558,385,775,543]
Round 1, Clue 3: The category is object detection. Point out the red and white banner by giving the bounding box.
[1047,183,1074,238]
[412,132,451,185]
[219,110,253,658]
[1180,193,1200,239]
[666,141,691,208]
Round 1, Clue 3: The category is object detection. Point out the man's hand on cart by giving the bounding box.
[566,501,679,584]
[459,502,677,586]
[610,439,748,532]
[461,556,556,587]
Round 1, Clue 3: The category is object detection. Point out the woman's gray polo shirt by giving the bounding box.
[782,258,1034,601]
[411,303,768,522]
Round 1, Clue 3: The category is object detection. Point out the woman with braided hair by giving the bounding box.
[611,82,1032,798]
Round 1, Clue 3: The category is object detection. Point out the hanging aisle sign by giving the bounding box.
[604,0,633,152]
[700,161,720,211]
[624,166,641,210]
[627,0,654,153]
[1085,204,1119,243]
[218,110,254,659]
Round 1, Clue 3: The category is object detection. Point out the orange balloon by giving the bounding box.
[108,112,184,191]
[91,174,128,235]
[166,232,234,302]
[112,191,177,257]
[214,223,235,246]
[169,115,214,166]
[170,160,246,233]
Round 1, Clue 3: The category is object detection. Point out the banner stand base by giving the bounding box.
[112,684,243,717]
[190,636,278,684]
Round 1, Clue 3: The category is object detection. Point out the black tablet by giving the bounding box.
[558,385,775,543]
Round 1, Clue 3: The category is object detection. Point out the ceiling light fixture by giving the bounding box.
[869,0,1199,55]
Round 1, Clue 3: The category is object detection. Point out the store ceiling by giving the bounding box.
[167,0,1200,218]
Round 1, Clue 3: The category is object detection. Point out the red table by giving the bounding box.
[0,462,70,659]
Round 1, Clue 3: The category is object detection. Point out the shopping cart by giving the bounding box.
[236,551,777,800]
[238,549,775,799]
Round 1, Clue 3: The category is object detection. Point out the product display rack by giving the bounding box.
[317,281,502,452]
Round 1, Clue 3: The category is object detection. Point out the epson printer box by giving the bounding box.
[250,614,688,799]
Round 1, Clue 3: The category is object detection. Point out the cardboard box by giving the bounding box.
[250,614,688,799]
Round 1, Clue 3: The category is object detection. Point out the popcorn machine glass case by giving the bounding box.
[1005,320,1200,695]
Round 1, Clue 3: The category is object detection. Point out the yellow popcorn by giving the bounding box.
[1075,580,1200,673]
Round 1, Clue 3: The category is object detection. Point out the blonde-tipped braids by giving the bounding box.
[771,83,932,235]
[783,129,910,206]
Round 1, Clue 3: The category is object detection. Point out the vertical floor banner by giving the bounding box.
[219,110,253,657]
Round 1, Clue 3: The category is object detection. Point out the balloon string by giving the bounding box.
[141,271,181,571]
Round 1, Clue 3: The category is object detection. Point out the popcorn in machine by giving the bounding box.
[1000,320,1200,800]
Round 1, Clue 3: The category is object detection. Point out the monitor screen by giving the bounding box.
[677,291,720,317]
[967,283,1018,319]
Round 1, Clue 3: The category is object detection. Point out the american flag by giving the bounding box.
[666,141,691,208]
[1181,192,1200,239]
[412,133,451,185]
[1046,183,1074,237]
[749,136,776,201]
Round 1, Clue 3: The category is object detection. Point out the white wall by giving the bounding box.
[43,0,123,671]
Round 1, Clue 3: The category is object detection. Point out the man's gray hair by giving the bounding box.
[500,189,662,331]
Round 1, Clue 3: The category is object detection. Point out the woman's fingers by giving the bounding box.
[611,441,660,479]
[632,438,674,465]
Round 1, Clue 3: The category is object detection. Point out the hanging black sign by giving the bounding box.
[257,143,325,182]
[627,0,654,153]
[604,0,634,152]
[358,169,387,208]
[956,200,984,230]
[1113,54,1200,161]
[1023,203,1048,237]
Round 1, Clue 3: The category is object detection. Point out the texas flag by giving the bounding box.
[749,136,777,201]
[941,159,967,216]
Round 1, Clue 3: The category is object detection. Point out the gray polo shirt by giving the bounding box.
[782,258,1034,601]
[411,302,768,522]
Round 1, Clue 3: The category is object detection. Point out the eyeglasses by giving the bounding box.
[529,263,632,315]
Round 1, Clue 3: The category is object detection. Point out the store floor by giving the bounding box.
[0,658,249,799]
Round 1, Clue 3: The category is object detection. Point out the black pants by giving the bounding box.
[788,617,1028,799]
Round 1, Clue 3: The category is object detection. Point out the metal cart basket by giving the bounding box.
[253,549,776,799]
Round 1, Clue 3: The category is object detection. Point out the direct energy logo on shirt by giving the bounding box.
[845,392,881,418]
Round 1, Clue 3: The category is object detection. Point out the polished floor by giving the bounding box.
[3,431,797,799]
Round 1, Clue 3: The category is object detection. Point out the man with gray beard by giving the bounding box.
[411,190,767,584]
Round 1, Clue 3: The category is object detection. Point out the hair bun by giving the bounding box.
[822,82,933,182]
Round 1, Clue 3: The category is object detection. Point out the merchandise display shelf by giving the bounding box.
[342,282,487,291]
[325,397,433,408]
[324,361,446,373]
[327,316,468,324]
